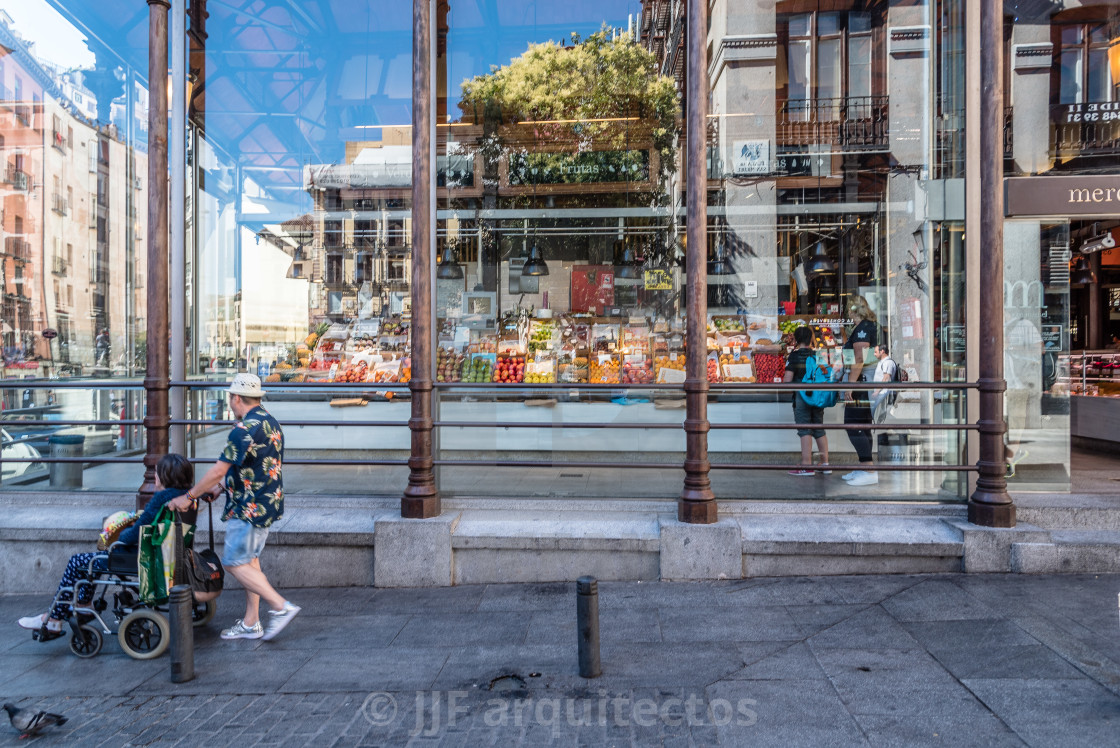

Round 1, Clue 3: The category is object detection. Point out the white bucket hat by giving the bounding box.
[228,373,265,398]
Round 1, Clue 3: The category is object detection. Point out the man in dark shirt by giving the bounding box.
[169,374,300,641]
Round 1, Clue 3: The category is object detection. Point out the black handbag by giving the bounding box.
[185,500,224,596]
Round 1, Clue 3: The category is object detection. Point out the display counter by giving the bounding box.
[1055,351,1120,446]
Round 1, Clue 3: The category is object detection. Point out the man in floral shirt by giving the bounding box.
[170,373,300,641]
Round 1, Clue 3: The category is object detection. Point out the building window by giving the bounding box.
[784,11,875,121]
[1054,23,1116,105]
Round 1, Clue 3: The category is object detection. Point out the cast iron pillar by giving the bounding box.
[968,0,1015,527]
[137,0,171,510]
[402,0,441,519]
[679,0,716,524]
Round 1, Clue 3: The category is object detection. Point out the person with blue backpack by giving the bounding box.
[784,326,833,476]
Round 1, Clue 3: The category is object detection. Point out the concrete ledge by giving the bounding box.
[373,511,461,588]
[745,554,961,576]
[944,519,1050,573]
[1012,538,1120,574]
[454,549,658,585]
[659,518,742,581]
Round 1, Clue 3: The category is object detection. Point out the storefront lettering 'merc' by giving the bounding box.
[1069,186,1120,205]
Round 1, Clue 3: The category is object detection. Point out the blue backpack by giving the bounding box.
[799,355,838,408]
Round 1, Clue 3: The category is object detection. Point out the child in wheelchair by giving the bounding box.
[16,453,212,659]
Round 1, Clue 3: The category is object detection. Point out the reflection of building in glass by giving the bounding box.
[0,9,147,376]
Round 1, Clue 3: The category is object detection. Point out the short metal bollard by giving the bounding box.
[169,584,195,683]
[576,576,601,678]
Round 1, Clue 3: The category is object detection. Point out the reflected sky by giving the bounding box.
[2,0,643,219]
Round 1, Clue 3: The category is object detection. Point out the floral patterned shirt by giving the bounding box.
[219,405,284,528]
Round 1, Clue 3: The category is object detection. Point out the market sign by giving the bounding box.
[643,269,673,290]
[1055,101,1120,125]
[1006,176,1120,217]
[41,329,58,340]
[508,150,650,186]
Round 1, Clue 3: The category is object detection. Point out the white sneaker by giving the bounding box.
[221,619,264,640]
[262,601,301,641]
[841,471,861,481]
[18,614,57,631]
[847,471,879,486]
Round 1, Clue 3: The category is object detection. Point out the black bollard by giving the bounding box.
[576,576,601,678]
[169,584,195,682]
[169,511,194,682]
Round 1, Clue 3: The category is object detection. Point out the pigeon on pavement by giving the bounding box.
[3,703,68,739]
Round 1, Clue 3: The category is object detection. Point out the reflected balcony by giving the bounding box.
[1051,103,1120,158]
[51,193,68,216]
[4,237,30,260]
[3,168,29,191]
[777,96,889,151]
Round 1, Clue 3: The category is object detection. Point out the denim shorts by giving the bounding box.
[792,396,826,439]
[222,518,270,567]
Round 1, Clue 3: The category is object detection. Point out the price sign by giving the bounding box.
[643,269,673,291]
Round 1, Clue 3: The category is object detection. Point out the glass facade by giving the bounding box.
[1,0,1114,499]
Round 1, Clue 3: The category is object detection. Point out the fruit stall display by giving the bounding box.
[654,354,686,379]
[493,355,525,383]
[437,348,466,383]
[753,353,786,383]
[590,356,620,384]
[621,358,653,384]
[461,356,492,383]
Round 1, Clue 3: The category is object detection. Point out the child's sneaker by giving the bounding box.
[262,601,300,641]
[221,619,263,640]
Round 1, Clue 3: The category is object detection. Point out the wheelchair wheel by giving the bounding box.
[118,609,170,660]
[69,624,103,659]
[192,599,217,628]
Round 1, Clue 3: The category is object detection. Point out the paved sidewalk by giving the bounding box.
[2,574,1119,746]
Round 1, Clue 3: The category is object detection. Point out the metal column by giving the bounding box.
[138,0,171,509]
[679,0,716,523]
[170,0,187,454]
[968,0,1015,527]
[402,0,440,519]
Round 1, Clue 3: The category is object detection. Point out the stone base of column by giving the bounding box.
[374,512,460,587]
[401,493,441,519]
[967,499,1016,528]
[678,498,718,524]
[659,517,741,581]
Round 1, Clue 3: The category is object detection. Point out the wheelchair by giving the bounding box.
[32,544,218,660]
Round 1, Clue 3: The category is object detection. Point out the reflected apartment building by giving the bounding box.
[0,9,148,384]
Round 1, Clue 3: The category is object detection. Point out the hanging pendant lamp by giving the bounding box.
[805,241,837,277]
[522,244,549,276]
[436,245,464,280]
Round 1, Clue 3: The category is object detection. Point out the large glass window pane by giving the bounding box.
[188,2,413,492]
[0,0,148,491]
[1059,49,1084,104]
[438,2,686,498]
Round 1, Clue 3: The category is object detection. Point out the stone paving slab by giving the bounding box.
[1,573,1118,746]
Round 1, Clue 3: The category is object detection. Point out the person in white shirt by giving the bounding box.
[870,344,897,420]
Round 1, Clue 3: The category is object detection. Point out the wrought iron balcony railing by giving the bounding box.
[3,168,29,190]
[777,96,889,150]
[1051,103,1120,157]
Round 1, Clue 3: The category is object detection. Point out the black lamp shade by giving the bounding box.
[1070,256,1096,285]
[805,242,837,277]
[436,247,464,279]
[522,245,549,276]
